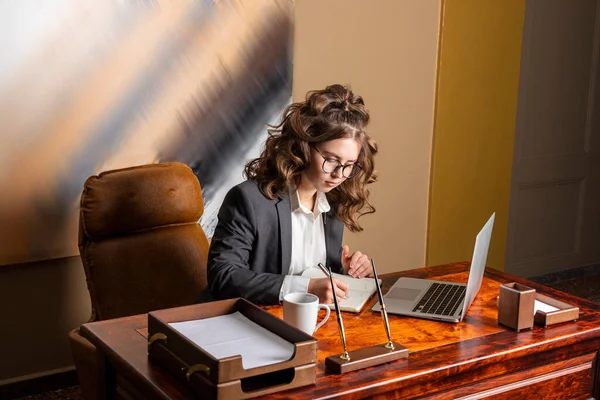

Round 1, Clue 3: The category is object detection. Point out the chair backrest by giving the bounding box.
[78,162,209,321]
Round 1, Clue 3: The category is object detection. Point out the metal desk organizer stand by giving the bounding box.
[325,260,409,374]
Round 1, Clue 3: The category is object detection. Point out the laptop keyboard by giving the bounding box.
[412,283,466,316]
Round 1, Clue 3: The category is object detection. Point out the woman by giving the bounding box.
[205,84,378,305]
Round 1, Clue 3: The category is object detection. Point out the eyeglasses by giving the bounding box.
[313,146,362,179]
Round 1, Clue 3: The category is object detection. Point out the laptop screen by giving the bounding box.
[460,213,495,320]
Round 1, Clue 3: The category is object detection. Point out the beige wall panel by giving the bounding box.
[294,0,441,273]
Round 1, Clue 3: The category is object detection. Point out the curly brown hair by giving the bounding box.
[245,84,378,232]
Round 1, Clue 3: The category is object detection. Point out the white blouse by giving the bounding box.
[278,182,330,302]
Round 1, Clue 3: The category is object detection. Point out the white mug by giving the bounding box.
[283,293,331,335]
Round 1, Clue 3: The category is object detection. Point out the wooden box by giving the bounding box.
[534,293,580,327]
[497,282,536,331]
[147,298,317,399]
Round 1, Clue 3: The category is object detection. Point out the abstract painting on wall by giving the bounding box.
[0,0,293,265]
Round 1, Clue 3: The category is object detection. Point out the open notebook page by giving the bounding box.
[301,268,380,313]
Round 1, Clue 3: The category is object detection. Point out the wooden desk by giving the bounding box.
[80,263,600,399]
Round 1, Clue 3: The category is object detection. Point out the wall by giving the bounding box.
[426,0,525,270]
[0,257,91,382]
[294,0,441,274]
[0,0,442,382]
[0,1,292,383]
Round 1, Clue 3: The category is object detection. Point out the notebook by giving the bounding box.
[301,268,380,313]
[372,213,495,323]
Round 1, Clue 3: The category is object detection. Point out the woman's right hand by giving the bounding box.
[308,277,349,304]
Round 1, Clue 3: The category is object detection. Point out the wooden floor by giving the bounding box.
[14,266,600,400]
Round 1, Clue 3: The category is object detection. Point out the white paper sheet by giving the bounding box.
[169,311,295,370]
[534,299,559,314]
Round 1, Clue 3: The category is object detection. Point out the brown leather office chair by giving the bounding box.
[68,162,209,399]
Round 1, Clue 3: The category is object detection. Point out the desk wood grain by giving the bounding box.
[80,262,600,399]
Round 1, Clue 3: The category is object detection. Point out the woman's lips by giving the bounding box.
[325,181,340,187]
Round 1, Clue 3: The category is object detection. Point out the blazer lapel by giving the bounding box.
[276,194,292,275]
[324,210,344,273]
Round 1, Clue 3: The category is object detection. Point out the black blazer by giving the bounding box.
[204,180,344,305]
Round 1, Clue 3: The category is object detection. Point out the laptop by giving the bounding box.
[372,213,495,323]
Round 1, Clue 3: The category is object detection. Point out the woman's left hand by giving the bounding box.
[341,245,373,278]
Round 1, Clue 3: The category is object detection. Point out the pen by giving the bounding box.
[317,262,331,277]
[371,259,394,350]
[317,263,348,299]
[326,263,350,361]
